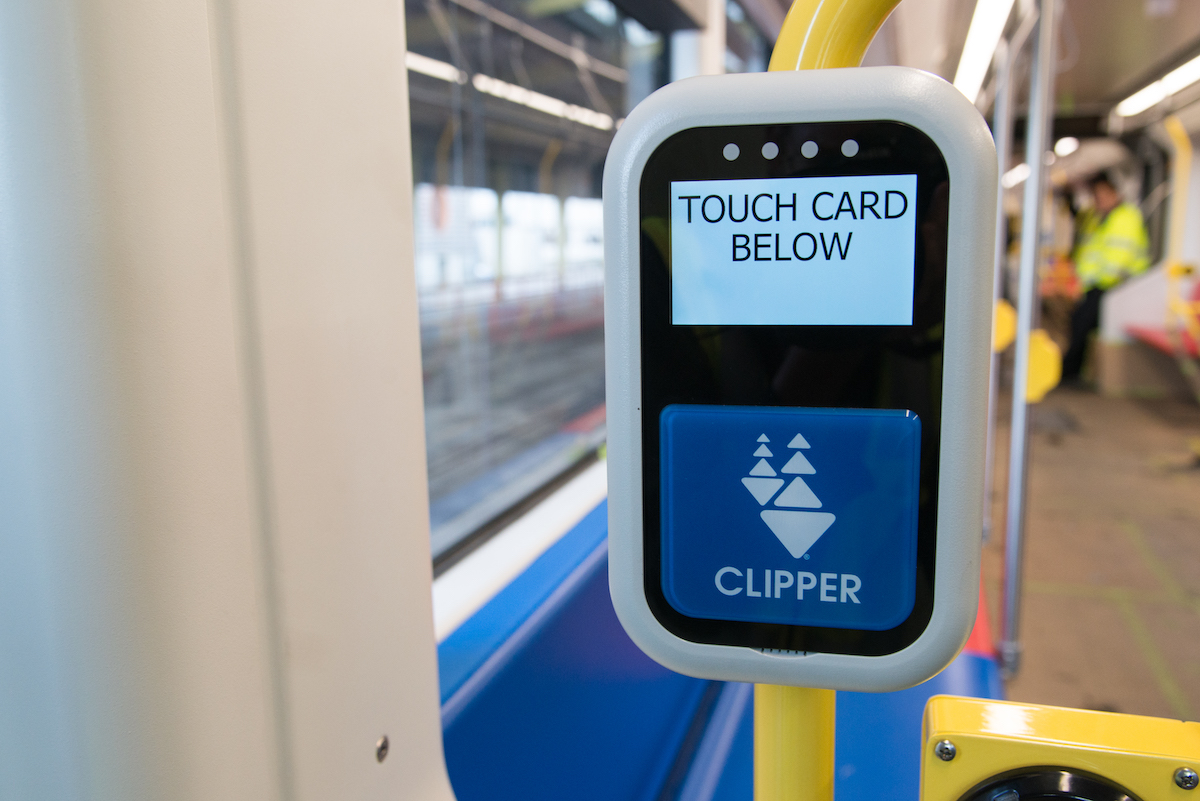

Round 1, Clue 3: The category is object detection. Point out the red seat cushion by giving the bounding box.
[1126,325,1199,358]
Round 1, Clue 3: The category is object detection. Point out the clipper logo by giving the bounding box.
[659,404,920,630]
[741,433,836,558]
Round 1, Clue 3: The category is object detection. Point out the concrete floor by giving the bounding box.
[984,387,1200,720]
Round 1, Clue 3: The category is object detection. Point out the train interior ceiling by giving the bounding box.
[3,0,1200,799]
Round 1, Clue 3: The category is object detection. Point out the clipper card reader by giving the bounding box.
[605,68,997,691]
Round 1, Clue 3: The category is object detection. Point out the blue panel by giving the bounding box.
[441,522,715,801]
[438,493,1001,801]
[686,653,1004,801]
[708,700,755,801]
[835,653,1005,801]
[437,501,609,703]
[679,683,754,801]
[660,404,920,630]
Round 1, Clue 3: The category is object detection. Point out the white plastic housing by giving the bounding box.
[604,67,997,692]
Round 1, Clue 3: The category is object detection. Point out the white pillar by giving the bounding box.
[698,0,728,76]
[0,0,455,798]
[671,0,726,81]
[1001,0,1058,679]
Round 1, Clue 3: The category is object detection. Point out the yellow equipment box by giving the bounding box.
[922,696,1200,800]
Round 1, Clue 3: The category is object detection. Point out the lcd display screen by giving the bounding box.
[671,175,917,326]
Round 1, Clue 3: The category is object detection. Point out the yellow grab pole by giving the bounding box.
[755,3,902,799]
[768,0,902,72]
[755,685,836,800]
[1163,115,1197,341]
[1163,115,1191,270]
[1161,115,1200,403]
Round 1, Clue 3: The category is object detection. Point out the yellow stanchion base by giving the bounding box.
[993,299,1017,353]
[1025,328,1061,402]
[754,685,836,801]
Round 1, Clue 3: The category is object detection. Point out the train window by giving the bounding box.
[405,0,672,564]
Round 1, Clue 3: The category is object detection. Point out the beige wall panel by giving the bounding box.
[221,0,455,798]
[0,0,454,796]
[78,0,281,797]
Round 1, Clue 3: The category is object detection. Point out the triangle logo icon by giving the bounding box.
[742,477,784,505]
[749,458,776,477]
[780,451,815,475]
[760,510,836,558]
[773,477,822,508]
[739,429,834,558]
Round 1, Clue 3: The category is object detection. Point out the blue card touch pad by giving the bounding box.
[660,405,921,631]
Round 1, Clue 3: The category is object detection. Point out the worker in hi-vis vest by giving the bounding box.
[1063,171,1150,381]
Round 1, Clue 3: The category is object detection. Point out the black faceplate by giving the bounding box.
[638,121,951,656]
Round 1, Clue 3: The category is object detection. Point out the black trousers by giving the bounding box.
[1062,287,1106,379]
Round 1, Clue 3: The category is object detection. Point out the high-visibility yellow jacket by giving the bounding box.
[1073,202,1150,290]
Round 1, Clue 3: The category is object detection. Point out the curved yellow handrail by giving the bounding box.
[1162,115,1200,402]
[768,0,903,72]
[1163,115,1192,269]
